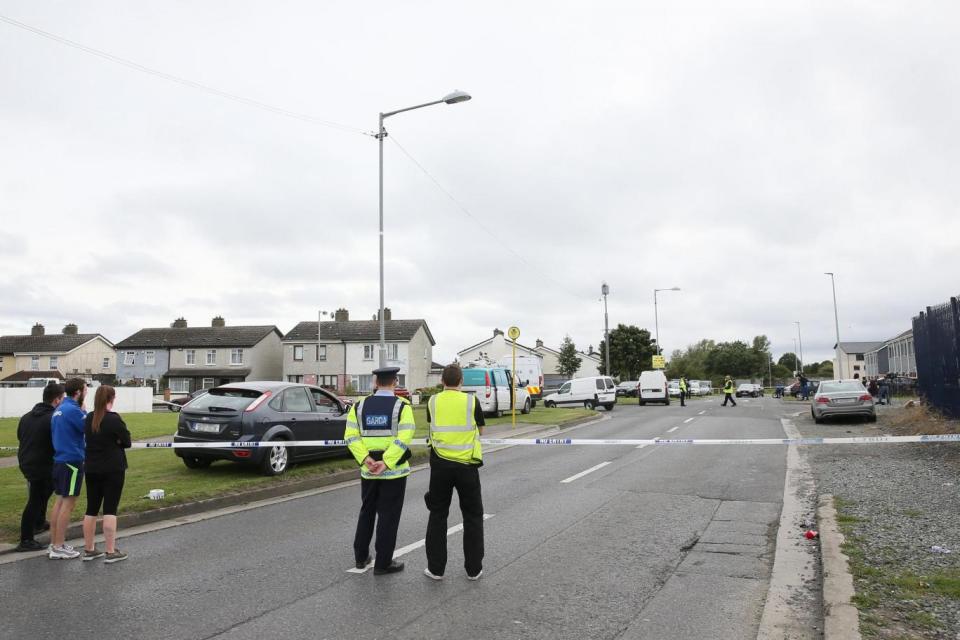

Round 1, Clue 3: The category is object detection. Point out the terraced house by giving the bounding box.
[0,323,116,382]
[115,316,283,393]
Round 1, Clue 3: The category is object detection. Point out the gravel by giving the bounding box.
[794,405,960,639]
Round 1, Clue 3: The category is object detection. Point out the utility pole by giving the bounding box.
[601,282,610,376]
[825,272,842,379]
[794,321,804,374]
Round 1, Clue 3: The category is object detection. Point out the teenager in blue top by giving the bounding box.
[49,378,87,560]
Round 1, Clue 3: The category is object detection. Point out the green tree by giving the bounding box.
[771,363,793,381]
[665,339,715,380]
[705,341,757,378]
[556,335,582,379]
[597,324,656,379]
[777,352,800,373]
[817,360,834,378]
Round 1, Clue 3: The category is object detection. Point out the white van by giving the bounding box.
[461,367,531,417]
[497,355,544,404]
[543,376,616,410]
[638,370,669,406]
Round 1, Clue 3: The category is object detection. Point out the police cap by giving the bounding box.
[373,366,400,384]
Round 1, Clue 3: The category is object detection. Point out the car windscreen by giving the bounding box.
[819,382,864,394]
[188,388,263,411]
[462,369,487,386]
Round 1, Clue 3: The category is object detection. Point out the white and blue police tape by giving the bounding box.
[3,433,958,452]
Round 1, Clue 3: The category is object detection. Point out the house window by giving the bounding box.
[201,378,215,389]
[398,374,406,388]
[49,356,59,370]
[318,345,327,361]
[145,351,156,366]
[185,350,196,365]
[31,356,40,371]
[170,378,190,393]
[293,345,304,361]
[856,354,865,361]
[287,375,304,383]
[206,350,216,365]
[231,348,243,365]
[363,345,375,361]
[318,375,337,389]
[853,365,861,371]
[0,356,4,372]
[387,344,399,361]
[352,375,374,392]
[123,351,135,366]
[102,357,110,369]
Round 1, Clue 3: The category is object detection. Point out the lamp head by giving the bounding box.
[601,283,609,296]
[443,90,472,104]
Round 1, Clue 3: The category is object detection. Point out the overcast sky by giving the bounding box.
[1,1,958,366]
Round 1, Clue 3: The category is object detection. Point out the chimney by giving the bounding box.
[31,323,45,336]
[493,328,504,337]
[376,308,392,321]
[171,317,188,328]
[211,316,226,328]
[62,323,78,335]
[334,308,349,322]
[535,338,544,349]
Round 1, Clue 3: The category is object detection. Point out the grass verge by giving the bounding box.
[1,413,179,458]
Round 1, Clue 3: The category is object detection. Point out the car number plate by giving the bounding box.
[834,398,856,405]
[192,422,221,433]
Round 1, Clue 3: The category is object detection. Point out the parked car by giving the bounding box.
[461,366,531,417]
[695,380,713,395]
[169,389,208,412]
[753,383,764,397]
[668,380,681,397]
[687,380,702,396]
[543,376,616,410]
[173,382,350,475]
[638,370,669,406]
[616,380,639,397]
[811,379,877,424]
[393,387,411,402]
[736,384,759,398]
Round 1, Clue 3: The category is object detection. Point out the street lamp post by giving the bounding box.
[825,272,842,379]
[601,283,611,376]
[794,321,804,375]
[653,287,681,356]
[793,338,799,375]
[376,90,471,366]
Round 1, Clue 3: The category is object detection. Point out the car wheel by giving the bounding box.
[585,400,597,410]
[545,401,555,408]
[605,403,615,411]
[521,398,531,414]
[530,399,537,409]
[260,440,290,476]
[181,456,212,469]
[867,414,878,423]
[170,405,181,413]
[496,409,504,418]
[639,400,646,406]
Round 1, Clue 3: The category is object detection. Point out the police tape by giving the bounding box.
[2,433,959,452]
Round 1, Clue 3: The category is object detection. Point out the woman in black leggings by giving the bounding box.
[82,385,131,563]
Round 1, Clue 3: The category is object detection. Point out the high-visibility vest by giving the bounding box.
[428,390,482,465]
[679,379,687,392]
[723,380,734,393]
[344,394,415,480]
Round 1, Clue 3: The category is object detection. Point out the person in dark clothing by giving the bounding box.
[81,386,131,563]
[868,378,879,399]
[15,383,65,552]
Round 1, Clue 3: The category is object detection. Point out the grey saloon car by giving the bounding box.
[173,381,350,475]
[810,379,877,424]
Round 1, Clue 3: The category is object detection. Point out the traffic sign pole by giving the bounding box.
[508,326,521,428]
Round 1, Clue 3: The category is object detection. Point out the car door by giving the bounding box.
[496,369,512,410]
[281,387,320,457]
[309,387,348,455]
[557,381,572,404]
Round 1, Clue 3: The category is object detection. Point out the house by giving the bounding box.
[533,339,602,384]
[115,316,283,393]
[0,323,116,382]
[456,329,601,385]
[282,308,435,393]
[426,361,445,387]
[833,341,884,379]
[864,330,916,378]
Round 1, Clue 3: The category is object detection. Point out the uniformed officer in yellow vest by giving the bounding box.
[343,366,416,575]
[422,363,486,581]
[679,375,688,407]
[721,375,737,407]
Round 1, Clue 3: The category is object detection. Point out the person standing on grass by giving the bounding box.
[15,382,65,552]
[49,378,87,559]
[82,385,131,563]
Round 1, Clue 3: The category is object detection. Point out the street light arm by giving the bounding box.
[381,99,446,119]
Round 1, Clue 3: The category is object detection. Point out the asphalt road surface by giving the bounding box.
[0,396,790,640]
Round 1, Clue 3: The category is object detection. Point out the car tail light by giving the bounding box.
[232,450,252,458]
[485,372,491,398]
[816,397,830,404]
[245,390,272,412]
[859,394,873,402]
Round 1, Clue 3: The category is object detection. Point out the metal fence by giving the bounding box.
[913,296,960,417]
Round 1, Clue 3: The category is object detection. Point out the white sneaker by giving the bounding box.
[49,545,81,560]
[467,570,483,581]
[423,568,444,581]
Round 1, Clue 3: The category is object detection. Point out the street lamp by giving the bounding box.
[601,283,610,376]
[793,338,799,375]
[653,287,681,356]
[825,272,842,379]
[376,90,472,366]
[794,321,804,375]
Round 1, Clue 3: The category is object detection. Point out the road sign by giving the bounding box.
[652,355,666,369]
[508,326,521,340]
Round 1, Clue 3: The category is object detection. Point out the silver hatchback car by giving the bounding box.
[811,379,877,424]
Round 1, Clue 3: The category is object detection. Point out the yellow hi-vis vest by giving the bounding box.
[344,394,416,480]
[428,390,482,465]
[679,378,687,392]
[723,380,734,393]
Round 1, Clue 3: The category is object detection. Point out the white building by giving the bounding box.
[456,329,601,384]
[864,330,916,378]
[834,341,884,379]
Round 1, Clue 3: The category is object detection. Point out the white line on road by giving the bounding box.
[635,444,649,449]
[560,461,612,484]
[347,514,495,573]
[683,417,694,424]
[667,426,679,433]
[698,410,706,415]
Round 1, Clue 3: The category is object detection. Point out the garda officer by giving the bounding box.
[721,375,737,407]
[679,375,688,407]
[343,366,416,575]
[423,363,486,581]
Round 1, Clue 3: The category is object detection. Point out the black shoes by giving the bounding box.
[373,561,405,575]
[15,539,45,552]
[355,556,372,570]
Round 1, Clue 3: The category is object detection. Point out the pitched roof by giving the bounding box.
[0,333,107,354]
[834,341,884,354]
[115,326,281,349]
[1,369,64,382]
[283,320,435,346]
[457,334,539,356]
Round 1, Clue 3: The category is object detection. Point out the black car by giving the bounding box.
[174,382,350,475]
[168,389,208,412]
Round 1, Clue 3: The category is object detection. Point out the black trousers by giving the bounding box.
[722,393,737,406]
[424,462,484,576]
[20,475,53,542]
[354,477,406,569]
[680,390,686,406]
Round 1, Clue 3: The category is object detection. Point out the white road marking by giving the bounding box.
[683,417,694,424]
[635,443,649,449]
[560,461,612,484]
[667,426,679,433]
[698,410,706,415]
[347,514,495,573]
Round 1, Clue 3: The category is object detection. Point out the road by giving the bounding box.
[0,396,792,640]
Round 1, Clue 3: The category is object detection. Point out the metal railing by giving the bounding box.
[913,296,960,417]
